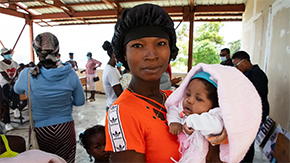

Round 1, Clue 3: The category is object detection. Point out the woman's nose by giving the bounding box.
[144,46,158,61]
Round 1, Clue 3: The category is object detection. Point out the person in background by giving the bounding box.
[0,48,20,131]
[232,50,269,163]
[81,52,102,102]
[0,86,26,158]
[56,53,62,66]
[220,48,233,66]
[79,125,111,163]
[105,4,181,162]
[66,52,78,71]
[14,32,85,162]
[102,41,122,111]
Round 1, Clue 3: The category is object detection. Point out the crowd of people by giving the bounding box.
[0,3,270,163]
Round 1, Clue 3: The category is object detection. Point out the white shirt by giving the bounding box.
[167,100,223,136]
[102,64,121,107]
[0,60,19,87]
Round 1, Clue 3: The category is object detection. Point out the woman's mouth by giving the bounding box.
[143,65,162,73]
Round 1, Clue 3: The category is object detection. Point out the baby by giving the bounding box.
[165,63,262,163]
[79,125,110,163]
[167,71,227,162]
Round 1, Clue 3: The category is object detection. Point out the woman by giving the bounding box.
[102,41,122,111]
[14,32,85,162]
[81,52,102,102]
[105,4,180,162]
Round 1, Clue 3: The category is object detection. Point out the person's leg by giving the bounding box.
[87,74,96,101]
[2,84,11,124]
[35,121,76,162]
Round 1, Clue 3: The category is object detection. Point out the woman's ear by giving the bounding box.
[124,54,127,61]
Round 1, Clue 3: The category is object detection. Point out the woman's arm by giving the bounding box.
[72,72,85,106]
[110,150,145,162]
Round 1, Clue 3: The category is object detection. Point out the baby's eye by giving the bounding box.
[196,97,202,101]
[158,41,166,46]
[132,44,142,48]
[186,93,190,97]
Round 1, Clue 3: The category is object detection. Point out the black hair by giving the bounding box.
[191,78,219,108]
[57,53,61,57]
[102,41,113,58]
[221,48,230,55]
[69,52,74,56]
[232,51,250,62]
[111,4,178,70]
[79,125,105,150]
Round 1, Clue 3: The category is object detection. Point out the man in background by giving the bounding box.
[0,48,20,131]
[220,48,234,66]
[232,50,270,162]
[66,52,78,71]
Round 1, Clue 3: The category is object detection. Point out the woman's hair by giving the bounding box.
[111,4,178,70]
[31,32,59,78]
[196,78,219,108]
[79,125,105,150]
[102,41,113,58]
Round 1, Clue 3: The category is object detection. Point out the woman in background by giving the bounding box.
[81,52,102,102]
[14,32,85,162]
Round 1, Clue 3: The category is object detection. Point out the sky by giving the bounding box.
[0,13,242,71]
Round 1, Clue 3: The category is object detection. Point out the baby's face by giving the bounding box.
[87,133,110,162]
[182,79,213,116]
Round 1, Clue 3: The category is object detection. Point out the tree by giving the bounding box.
[229,39,241,54]
[172,22,224,71]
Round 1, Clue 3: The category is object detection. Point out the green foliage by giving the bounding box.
[229,39,241,55]
[173,22,224,71]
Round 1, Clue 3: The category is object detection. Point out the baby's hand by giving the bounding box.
[169,123,182,135]
[183,123,194,135]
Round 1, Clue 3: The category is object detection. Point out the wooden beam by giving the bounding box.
[188,11,194,72]
[194,4,245,13]
[12,22,26,51]
[54,0,75,15]
[36,0,73,17]
[28,20,34,62]
[0,6,30,19]
[31,9,117,19]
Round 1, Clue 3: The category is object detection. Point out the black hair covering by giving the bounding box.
[111,4,178,70]
[102,41,113,58]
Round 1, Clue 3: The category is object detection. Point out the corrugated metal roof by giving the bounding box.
[0,0,246,27]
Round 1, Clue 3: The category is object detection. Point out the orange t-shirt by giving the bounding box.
[105,89,180,162]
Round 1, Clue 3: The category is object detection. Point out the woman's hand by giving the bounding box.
[183,123,194,135]
[169,123,182,135]
[207,128,228,146]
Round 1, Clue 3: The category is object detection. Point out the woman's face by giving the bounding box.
[87,133,110,162]
[125,37,170,81]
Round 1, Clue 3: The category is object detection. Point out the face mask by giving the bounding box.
[116,62,123,67]
[70,59,73,61]
[220,56,227,62]
[87,56,91,60]
[4,54,12,60]
[56,58,60,61]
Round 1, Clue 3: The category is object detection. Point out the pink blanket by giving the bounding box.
[165,63,262,162]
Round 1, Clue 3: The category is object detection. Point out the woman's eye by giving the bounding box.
[132,44,142,48]
[158,41,166,46]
